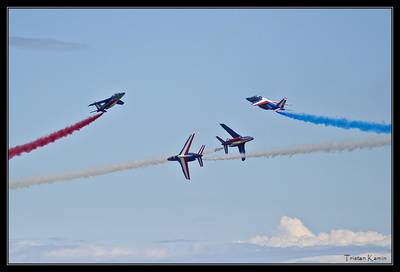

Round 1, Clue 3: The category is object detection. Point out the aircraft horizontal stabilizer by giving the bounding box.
[216,136,225,144]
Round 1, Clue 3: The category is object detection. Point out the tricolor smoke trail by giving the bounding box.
[9,138,389,190]
[277,111,391,134]
[8,113,103,160]
[205,136,390,161]
[9,148,222,190]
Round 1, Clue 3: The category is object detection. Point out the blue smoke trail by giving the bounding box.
[277,111,391,134]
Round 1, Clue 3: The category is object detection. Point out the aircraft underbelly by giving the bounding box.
[230,141,245,146]
[260,104,273,110]
[107,100,118,109]
[178,155,196,161]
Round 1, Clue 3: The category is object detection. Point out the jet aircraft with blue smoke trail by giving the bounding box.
[246,95,288,111]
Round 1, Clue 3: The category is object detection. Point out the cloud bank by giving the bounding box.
[10,215,391,264]
[43,244,168,259]
[9,239,168,263]
[238,216,391,248]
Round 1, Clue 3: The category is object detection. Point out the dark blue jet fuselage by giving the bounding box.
[89,92,125,113]
[167,153,202,162]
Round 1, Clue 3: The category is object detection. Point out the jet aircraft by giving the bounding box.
[216,124,254,161]
[167,133,205,180]
[246,95,287,111]
[88,92,125,113]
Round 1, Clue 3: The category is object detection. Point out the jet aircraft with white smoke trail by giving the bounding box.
[216,124,254,161]
[167,133,205,180]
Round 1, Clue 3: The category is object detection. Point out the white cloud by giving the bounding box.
[43,244,168,259]
[9,239,168,263]
[238,216,391,248]
[10,239,45,250]
[9,216,391,263]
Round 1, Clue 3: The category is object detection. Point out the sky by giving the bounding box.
[8,8,392,263]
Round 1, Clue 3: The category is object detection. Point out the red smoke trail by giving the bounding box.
[9,113,103,160]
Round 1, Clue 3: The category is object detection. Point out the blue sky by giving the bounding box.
[8,8,391,263]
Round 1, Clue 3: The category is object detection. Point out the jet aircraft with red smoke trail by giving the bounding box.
[88,92,125,113]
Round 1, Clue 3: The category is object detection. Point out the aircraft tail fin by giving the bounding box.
[197,145,205,167]
[276,97,287,109]
[197,157,204,167]
[216,136,229,154]
[198,145,205,155]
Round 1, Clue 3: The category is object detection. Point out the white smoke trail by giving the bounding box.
[9,156,169,190]
[206,147,224,154]
[205,136,391,161]
[9,138,390,190]
[9,148,222,190]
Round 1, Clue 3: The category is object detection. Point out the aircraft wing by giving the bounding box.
[238,143,246,161]
[179,133,195,155]
[238,143,246,155]
[253,100,270,106]
[220,124,241,138]
[246,96,261,103]
[88,98,110,106]
[178,157,191,180]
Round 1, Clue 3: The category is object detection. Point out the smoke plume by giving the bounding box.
[205,136,390,161]
[9,148,221,190]
[277,111,391,134]
[9,113,103,160]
